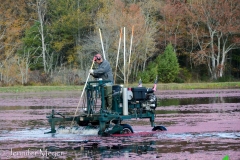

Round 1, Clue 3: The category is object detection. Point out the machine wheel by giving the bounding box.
[120,124,134,134]
[152,126,167,131]
[77,120,89,126]
[98,130,109,136]
[90,121,99,126]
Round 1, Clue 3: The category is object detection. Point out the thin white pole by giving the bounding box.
[127,26,134,85]
[124,27,126,84]
[99,28,106,60]
[128,26,134,65]
[114,28,122,84]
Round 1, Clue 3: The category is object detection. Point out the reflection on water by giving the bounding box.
[159,97,240,106]
[0,106,55,110]
[1,97,239,111]
[1,128,240,159]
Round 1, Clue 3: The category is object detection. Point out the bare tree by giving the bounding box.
[36,0,47,73]
[17,46,40,84]
[0,47,18,85]
[0,26,6,51]
[138,0,160,71]
[188,0,240,79]
[162,2,184,48]
[0,24,6,82]
[160,0,240,80]
[17,51,30,85]
[82,0,159,83]
[28,0,53,74]
[0,0,35,85]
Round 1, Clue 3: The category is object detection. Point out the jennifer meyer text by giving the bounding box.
[0,148,64,159]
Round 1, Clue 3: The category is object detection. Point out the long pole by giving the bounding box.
[99,28,106,60]
[128,26,134,65]
[70,60,95,129]
[123,27,126,84]
[126,26,134,85]
[114,28,122,84]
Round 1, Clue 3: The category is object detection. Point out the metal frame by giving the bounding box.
[45,80,159,136]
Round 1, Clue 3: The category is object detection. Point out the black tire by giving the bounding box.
[120,124,134,134]
[77,120,89,126]
[98,130,109,136]
[152,126,167,131]
[90,121,99,126]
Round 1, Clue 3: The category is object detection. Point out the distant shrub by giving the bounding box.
[215,75,234,82]
[174,77,184,83]
[137,71,150,83]
[177,68,192,83]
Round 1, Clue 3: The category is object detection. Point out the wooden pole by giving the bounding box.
[126,26,134,85]
[128,26,134,65]
[99,28,106,60]
[114,28,122,84]
[124,27,126,85]
[70,60,95,130]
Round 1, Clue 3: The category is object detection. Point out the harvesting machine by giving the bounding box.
[45,80,166,136]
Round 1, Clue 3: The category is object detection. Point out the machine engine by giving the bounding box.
[128,87,157,112]
[141,93,157,110]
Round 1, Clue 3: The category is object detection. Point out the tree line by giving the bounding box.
[0,0,239,86]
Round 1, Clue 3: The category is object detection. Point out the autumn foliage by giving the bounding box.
[0,0,239,86]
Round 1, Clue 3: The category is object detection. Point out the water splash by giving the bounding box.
[57,126,98,135]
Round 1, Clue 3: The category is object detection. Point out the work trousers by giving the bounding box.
[104,84,112,111]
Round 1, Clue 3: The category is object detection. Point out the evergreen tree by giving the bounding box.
[157,43,179,83]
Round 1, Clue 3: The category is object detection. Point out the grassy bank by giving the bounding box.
[0,85,83,93]
[0,82,239,93]
[143,82,240,90]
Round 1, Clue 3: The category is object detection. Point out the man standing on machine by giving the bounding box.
[89,53,113,111]
[89,53,113,83]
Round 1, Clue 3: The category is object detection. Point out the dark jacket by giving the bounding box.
[92,59,113,83]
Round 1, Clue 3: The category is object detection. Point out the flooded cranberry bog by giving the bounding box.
[0,89,240,159]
